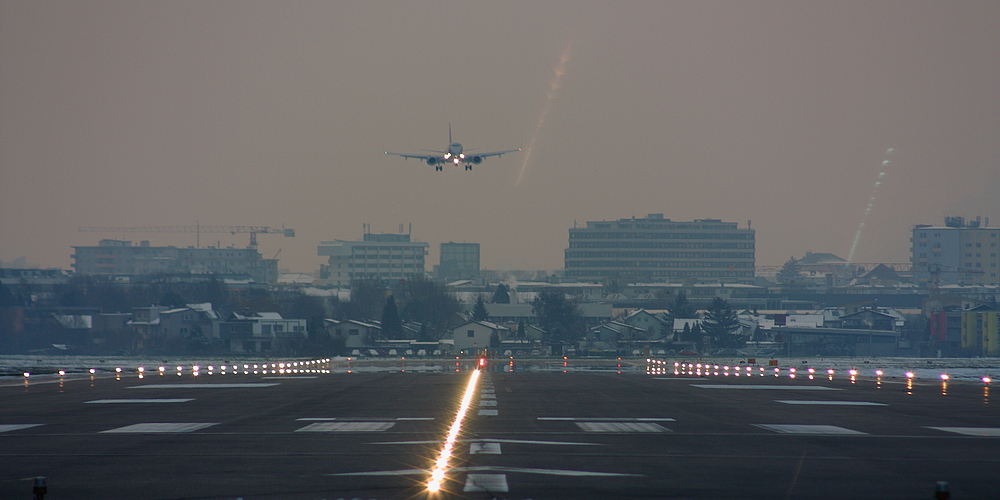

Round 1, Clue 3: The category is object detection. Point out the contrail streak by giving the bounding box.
[847,148,894,262]
[516,41,572,186]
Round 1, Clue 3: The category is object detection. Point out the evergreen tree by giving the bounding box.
[680,322,692,342]
[702,297,741,349]
[491,283,510,304]
[531,290,584,343]
[666,292,698,325]
[517,320,526,340]
[471,296,489,321]
[380,295,403,339]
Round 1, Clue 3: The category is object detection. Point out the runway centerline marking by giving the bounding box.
[86,399,193,404]
[577,422,670,433]
[470,442,502,454]
[754,424,866,435]
[296,422,395,432]
[101,423,218,433]
[775,400,886,406]
[0,424,43,433]
[927,427,1000,437]
[539,417,675,422]
[479,409,498,416]
[295,417,433,421]
[465,473,508,492]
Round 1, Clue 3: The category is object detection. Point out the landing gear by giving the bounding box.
[464,164,472,171]
[435,165,442,171]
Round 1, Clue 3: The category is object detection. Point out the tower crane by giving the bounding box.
[78,224,294,249]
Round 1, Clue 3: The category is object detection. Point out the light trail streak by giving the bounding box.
[427,368,481,493]
[516,41,572,186]
[847,148,894,263]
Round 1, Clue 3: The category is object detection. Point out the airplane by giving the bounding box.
[385,124,520,171]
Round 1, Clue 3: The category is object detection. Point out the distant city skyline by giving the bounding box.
[2,2,998,273]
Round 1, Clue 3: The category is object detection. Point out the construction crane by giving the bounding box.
[79,224,294,249]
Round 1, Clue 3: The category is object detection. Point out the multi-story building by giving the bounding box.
[911,217,1000,287]
[72,240,278,284]
[318,233,429,287]
[564,214,755,283]
[438,242,480,281]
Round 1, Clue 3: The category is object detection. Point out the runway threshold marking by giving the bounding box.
[373,438,601,446]
[927,427,1000,437]
[465,473,508,492]
[754,424,866,435]
[296,422,395,432]
[478,409,498,416]
[481,393,497,399]
[261,376,316,379]
[128,383,279,389]
[480,400,497,406]
[85,399,193,404]
[775,400,887,406]
[101,423,219,433]
[577,422,670,433]
[456,466,641,477]
[691,384,841,390]
[0,424,43,433]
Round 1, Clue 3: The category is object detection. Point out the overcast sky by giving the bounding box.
[2,1,998,274]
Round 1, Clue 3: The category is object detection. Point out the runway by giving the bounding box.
[1,363,997,499]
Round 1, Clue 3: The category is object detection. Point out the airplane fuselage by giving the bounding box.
[443,142,464,164]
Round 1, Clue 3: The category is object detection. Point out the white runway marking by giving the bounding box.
[261,376,316,379]
[479,409,498,416]
[776,400,886,406]
[470,442,502,454]
[754,424,866,435]
[296,422,395,432]
[373,438,601,446]
[927,427,1000,437]
[102,423,218,433]
[0,424,43,433]
[456,466,640,477]
[577,422,669,433]
[295,417,433,421]
[539,417,675,422]
[86,399,193,404]
[479,400,497,406]
[464,473,508,492]
[129,383,278,389]
[328,469,425,476]
[482,389,495,394]
[692,384,841,390]
[481,393,496,399]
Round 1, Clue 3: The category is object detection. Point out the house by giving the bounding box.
[324,319,381,350]
[621,309,671,340]
[449,320,508,354]
[580,321,647,354]
[219,312,307,354]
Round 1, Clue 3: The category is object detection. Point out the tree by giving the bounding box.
[381,295,403,339]
[665,292,698,325]
[531,290,584,343]
[471,296,489,321]
[517,320,526,340]
[399,277,462,340]
[491,283,510,304]
[702,297,741,349]
[680,322,693,342]
[602,276,626,297]
[776,257,804,288]
[346,280,386,321]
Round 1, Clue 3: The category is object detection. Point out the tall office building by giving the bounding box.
[564,214,755,282]
[911,217,999,287]
[438,242,480,281]
[318,233,429,287]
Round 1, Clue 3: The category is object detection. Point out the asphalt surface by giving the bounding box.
[1,361,998,500]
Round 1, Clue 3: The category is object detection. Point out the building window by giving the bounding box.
[467,330,475,337]
[349,329,359,335]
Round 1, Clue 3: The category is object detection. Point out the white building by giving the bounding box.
[319,233,429,287]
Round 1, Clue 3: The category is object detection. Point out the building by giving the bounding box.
[564,214,755,283]
[911,217,999,287]
[961,308,999,356]
[72,240,278,284]
[438,242,480,281]
[318,233,429,287]
[448,320,507,353]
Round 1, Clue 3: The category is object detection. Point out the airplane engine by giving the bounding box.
[426,157,438,166]
[470,155,484,165]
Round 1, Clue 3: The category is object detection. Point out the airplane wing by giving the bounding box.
[384,151,442,161]
[469,148,521,158]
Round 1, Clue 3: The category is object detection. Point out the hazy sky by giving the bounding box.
[2,1,999,274]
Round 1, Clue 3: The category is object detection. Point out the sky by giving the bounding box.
[2,1,999,274]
